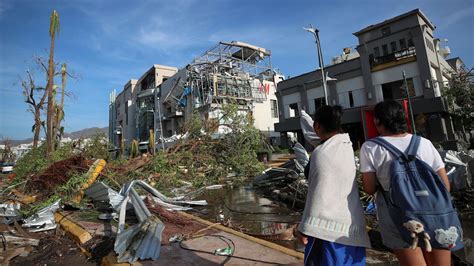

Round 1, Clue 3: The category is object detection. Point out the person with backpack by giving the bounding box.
[360,100,463,265]
[297,105,371,265]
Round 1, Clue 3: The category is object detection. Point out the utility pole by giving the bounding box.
[304,24,328,105]
[402,71,416,134]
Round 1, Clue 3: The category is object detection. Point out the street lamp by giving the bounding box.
[304,24,328,105]
[154,86,165,150]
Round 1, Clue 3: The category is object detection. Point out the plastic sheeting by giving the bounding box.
[300,110,320,147]
[293,142,309,168]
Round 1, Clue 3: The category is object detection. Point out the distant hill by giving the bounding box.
[63,127,108,139]
[6,127,108,146]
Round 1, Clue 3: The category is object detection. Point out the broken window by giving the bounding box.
[289,103,299,117]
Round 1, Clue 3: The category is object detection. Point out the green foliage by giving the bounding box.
[14,143,74,181]
[82,133,109,160]
[56,171,88,200]
[443,69,474,132]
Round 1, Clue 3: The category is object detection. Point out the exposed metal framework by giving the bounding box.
[163,41,274,115]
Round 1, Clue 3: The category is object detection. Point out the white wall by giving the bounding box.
[306,86,324,113]
[335,76,366,108]
[253,80,280,137]
[371,61,423,101]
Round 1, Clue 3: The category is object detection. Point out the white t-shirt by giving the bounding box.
[359,134,445,190]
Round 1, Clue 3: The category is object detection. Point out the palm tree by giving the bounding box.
[46,10,60,156]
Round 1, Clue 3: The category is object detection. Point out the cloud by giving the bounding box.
[437,6,474,30]
[0,0,12,18]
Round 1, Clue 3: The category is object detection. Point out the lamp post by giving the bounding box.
[154,86,165,150]
[304,24,328,105]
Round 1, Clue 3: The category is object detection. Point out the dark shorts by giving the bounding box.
[304,236,366,266]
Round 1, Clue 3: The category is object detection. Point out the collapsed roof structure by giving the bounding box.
[158,41,281,141]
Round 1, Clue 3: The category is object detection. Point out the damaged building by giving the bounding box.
[109,41,283,152]
[274,9,467,149]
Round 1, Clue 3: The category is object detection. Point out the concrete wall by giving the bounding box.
[252,79,280,137]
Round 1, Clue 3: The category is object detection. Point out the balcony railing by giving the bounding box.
[370,46,416,67]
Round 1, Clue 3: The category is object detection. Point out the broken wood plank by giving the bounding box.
[3,235,39,246]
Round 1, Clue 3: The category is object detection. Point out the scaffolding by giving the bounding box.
[162,41,274,117]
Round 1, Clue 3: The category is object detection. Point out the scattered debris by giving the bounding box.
[440,150,473,191]
[0,203,21,224]
[115,181,164,263]
[2,235,40,246]
[72,159,106,203]
[22,199,60,232]
[84,182,124,210]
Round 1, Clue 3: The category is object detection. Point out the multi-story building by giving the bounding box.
[109,65,178,150]
[109,41,283,152]
[274,9,465,149]
[158,41,282,143]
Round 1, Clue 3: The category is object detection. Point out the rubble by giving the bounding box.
[22,199,60,232]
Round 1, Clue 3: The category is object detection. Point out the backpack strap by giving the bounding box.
[405,135,420,161]
[369,137,409,161]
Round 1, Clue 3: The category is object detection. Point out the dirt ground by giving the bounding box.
[9,230,94,266]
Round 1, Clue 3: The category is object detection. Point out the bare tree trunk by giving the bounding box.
[46,35,56,156]
[33,107,42,148]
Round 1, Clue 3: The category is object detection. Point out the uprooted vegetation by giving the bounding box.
[106,104,267,192]
[4,104,267,214]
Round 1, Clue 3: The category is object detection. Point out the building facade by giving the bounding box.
[109,41,283,153]
[109,65,178,150]
[275,9,463,149]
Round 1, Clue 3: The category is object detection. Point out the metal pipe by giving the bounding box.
[402,71,416,135]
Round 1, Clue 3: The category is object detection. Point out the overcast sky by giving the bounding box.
[0,0,473,140]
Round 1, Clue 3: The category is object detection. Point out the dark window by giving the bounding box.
[270,99,278,118]
[125,104,128,125]
[348,91,354,108]
[408,38,414,47]
[400,39,407,50]
[390,42,397,53]
[382,44,389,56]
[314,97,325,112]
[374,47,380,57]
[381,27,391,36]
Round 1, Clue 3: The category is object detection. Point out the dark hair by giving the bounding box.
[374,100,408,134]
[313,105,343,133]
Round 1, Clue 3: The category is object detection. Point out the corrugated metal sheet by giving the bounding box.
[85,182,124,210]
[22,199,60,232]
